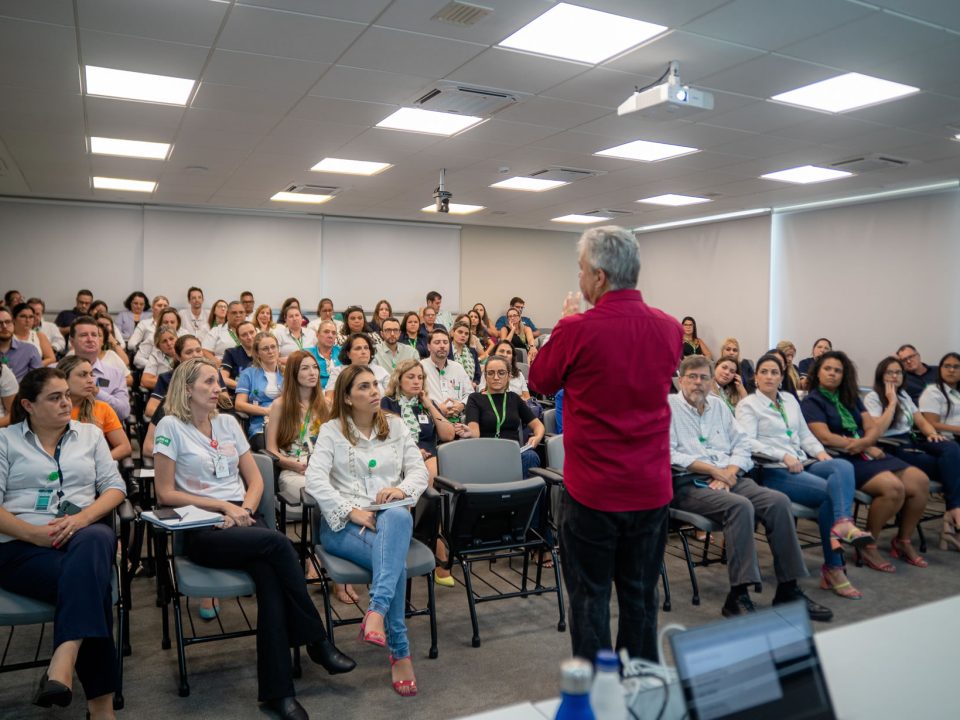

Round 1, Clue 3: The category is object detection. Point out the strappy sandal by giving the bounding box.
[819,565,862,599]
[359,611,386,647]
[390,655,418,697]
[829,518,874,551]
[857,543,896,573]
[890,537,928,568]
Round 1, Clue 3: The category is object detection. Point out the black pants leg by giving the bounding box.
[185,517,327,701]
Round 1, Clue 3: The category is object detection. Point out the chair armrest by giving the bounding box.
[278,489,301,507]
[118,499,136,524]
[133,467,155,479]
[529,467,564,486]
[433,474,467,494]
[300,488,318,508]
[876,437,906,448]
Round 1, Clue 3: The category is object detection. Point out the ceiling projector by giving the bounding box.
[617,61,714,120]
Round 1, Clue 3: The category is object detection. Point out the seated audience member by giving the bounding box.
[58,356,132,462]
[419,306,444,341]
[126,295,169,354]
[337,306,378,348]
[27,297,66,354]
[420,329,471,422]
[117,291,148,342]
[499,306,538,361]
[898,344,940,404]
[11,303,56,366]
[450,322,480,387]
[681,316,712,359]
[55,288,93,339]
[253,304,275,334]
[466,309,494,360]
[0,307,43,381]
[3,289,23,308]
[0,363,18,428]
[235,333,284,452]
[719,336,754,390]
[308,298,342,335]
[425,290,453,331]
[203,300,247,362]
[266,351,328,516]
[0,367,126,718]
[307,320,341,390]
[145,334,209,419]
[776,340,802,392]
[479,341,531,400]
[712,356,747,411]
[399,311,426,358]
[369,299,394,334]
[919,353,960,443]
[134,307,182,370]
[327,334,389,401]
[798,338,832,389]
[87,302,124,353]
[737,354,870,599]
[472,302,499,342]
[802,351,930,570]
[70,317,130,420]
[867,356,960,550]
[305,364,426,698]
[767,347,800,399]
[495,297,541,339]
[93,314,130,370]
[180,286,208,338]
[374,317,418,372]
[276,305,316,361]
[669,355,832,620]
[463,355,544,478]
[140,327,178,390]
[240,291,255,321]
[279,298,308,328]
[207,299,228,333]
[154,359,355,718]
[220,321,257,391]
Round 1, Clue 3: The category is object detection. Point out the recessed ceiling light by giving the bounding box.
[635,208,770,232]
[90,136,170,160]
[595,139,699,162]
[552,214,612,224]
[770,72,919,113]
[84,65,194,105]
[490,177,569,192]
[761,165,853,184]
[270,191,333,204]
[376,108,484,136]
[421,203,486,215]
[92,176,157,192]
[954,133,960,142]
[637,194,711,207]
[310,157,392,176]
[499,3,667,64]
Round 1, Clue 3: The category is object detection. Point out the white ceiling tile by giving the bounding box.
[874,39,960,97]
[696,100,810,134]
[89,155,164,178]
[191,82,305,115]
[700,54,838,98]
[846,92,960,133]
[464,119,560,147]
[86,96,185,134]
[0,88,83,133]
[574,0,732,28]
[494,97,610,129]
[683,0,874,52]
[0,18,79,92]
[0,0,74,24]
[218,4,365,62]
[338,26,485,79]
[2,129,87,162]
[80,30,210,79]
[257,121,368,156]
[374,0,548,45]
[767,115,896,146]
[289,96,397,126]
[608,30,765,83]
[77,0,227,46]
[869,1,960,33]
[203,51,329,93]
[447,47,589,95]
[308,65,433,105]
[541,66,654,108]
[171,127,264,152]
[868,138,960,164]
[709,133,814,159]
[334,128,445,160]
[151,187,216,203]
[239,0,393,24]
[167,141,250,169]
[180,106,284,135]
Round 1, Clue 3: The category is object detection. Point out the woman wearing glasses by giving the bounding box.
[917,353,960,549]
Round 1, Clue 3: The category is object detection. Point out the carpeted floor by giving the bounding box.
[2,515,959,720]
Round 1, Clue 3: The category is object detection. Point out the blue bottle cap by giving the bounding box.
[595,649,619,671]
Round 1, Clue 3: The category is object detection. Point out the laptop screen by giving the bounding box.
[669,601,836,720]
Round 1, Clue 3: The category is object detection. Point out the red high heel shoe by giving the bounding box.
[890,537,928,568]
[359,611,386,647]
[389,655,418,697]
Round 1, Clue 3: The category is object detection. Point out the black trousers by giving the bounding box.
[185,516,327,701]
[559,494,668,663]
[0,522,118,699]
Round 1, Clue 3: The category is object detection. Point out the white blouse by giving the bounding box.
[863,390,918,437]
[275,325,317,357]
[735,392,824,462]
[326,362,389,395]
[919,384,960,437]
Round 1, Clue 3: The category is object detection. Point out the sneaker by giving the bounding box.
[773,585,834,623]
[721,592,756,617]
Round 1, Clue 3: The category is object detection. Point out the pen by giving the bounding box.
[359,527,366,537]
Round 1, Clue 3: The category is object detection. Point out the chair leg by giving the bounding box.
[172,594,190,697]
[678,529,701,606]
[425,574,438,659]
[460,558,482,648]
[552,547,566,633]
[660,559,671,612]
[917,523,927,553]
[114,593,125,710]
[318,568,335,644]
[292,647,302,679]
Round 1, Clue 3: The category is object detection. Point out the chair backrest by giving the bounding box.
[516,361,530,378]
[437,438,524,484]
[545,433,564,471]
[514,347,528,364]
[252,452,277,531]
[543,408,556,434]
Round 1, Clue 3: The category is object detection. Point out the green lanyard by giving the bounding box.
[295,409,312,458]
[292,333,304,350]
[486,391,507,438]
[228,329,240,346]
[770,398,794,437]
[720,392,735,414]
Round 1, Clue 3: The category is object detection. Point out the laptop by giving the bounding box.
[669,601,836,720]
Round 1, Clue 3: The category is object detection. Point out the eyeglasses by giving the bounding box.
[683,373,711,382]
[899,352,919,362]
[883,370,904,377]
[943,364,960,371]
[485,370,508,377]
[382,328,400,334]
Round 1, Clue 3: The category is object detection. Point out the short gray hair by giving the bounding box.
[577,226,641,291]
[679,355,712,376]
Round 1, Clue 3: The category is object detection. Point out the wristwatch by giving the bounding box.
[243,507,254,516]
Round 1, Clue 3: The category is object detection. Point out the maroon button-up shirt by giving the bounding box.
[529,289,682,512]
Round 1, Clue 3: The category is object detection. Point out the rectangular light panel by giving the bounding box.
[90,136,170,160]
[638,194,711,207]
[761,165,853,184]
[771,72,919,113]
[552,214,612,224]
[421,203,485,215]
[92,176,157,192]
[270,191,333,204]
[595,139,699,162]
[376,108,484,136]
[490,177,568,192]
[311,157,392,176]
[499,3,667,65]
[85,65,194,105]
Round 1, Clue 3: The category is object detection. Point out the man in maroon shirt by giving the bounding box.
[529,226,682,662]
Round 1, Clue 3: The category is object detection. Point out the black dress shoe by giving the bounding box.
[306,639,356,674]
[32,672,72,708]
[721,591,757,618]
[773,585,834,622]
[266,696,308,720]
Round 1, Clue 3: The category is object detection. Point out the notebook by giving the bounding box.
[142,505,224,530]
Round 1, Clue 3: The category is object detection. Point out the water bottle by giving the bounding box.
[556,658,595,720]
[590,650,627,720]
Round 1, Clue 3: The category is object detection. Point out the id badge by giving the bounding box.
[417,413,429,424]
[34,488,54,513]
[213,454,230,479]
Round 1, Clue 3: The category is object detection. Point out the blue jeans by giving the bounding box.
[521,448,540,479]
[759,459,856,568]
[319,506,413,658]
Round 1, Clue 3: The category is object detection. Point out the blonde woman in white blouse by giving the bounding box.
[305,364,428,697]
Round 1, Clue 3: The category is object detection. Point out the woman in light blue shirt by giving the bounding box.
[235,332,284,451]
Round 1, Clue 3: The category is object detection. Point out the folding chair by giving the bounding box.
[542,408,557,435]
[434,438,564,648]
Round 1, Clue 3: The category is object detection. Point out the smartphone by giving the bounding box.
[55,500,84,518]
[153,507,181,521]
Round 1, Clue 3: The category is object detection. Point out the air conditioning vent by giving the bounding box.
[431,1,493,26]
[413,81,518,116]
[528,167,604,183]
[830,154,911,173]
[585,208,633,217]
[284,184,340,196]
